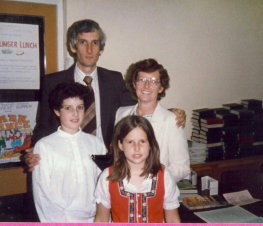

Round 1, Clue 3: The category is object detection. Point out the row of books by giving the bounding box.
[188,140,207,164]
[190,99,263,161]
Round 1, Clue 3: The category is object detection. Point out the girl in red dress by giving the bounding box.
[94,115,181,223]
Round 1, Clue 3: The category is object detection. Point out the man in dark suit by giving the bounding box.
[32,64,135,149]
[26,19,185,169]
[32,19,135,149]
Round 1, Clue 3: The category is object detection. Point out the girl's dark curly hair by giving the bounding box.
[48,82,89,112]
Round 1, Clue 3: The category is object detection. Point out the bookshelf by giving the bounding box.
[191,155,263,182]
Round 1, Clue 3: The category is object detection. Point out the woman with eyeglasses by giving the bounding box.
[114,58,190,182]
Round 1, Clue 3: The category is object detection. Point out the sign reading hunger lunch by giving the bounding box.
[0,22,40,89]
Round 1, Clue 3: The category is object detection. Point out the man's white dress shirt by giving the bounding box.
[74,65,104,145]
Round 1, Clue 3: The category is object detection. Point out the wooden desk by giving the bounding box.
[191,155,263,181]
[0,155,263,197]
[179,200,263,223]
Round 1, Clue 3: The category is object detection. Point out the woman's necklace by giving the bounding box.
[134,107,153,120]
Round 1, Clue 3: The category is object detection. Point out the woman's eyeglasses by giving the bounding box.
[135,77,160,87]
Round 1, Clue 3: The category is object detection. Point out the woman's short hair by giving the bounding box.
[125,58,170,101]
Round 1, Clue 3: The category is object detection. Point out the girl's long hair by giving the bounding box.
[108,115,162,182]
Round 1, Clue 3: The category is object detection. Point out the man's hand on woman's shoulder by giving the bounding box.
[169,108,186,128]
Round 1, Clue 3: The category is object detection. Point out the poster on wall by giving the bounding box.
[0,14,44,102]
[0,102,38,164]
[0,22,40,89]
[0,15,44,165]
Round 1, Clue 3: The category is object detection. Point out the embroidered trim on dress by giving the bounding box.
[118,175,158,223]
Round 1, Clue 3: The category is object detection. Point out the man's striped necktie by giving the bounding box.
[81,76,96,135]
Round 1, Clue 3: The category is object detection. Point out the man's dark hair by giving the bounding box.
[67,19,106,60]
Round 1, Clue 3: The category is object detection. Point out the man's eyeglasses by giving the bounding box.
[61,105,85,112]
[135,77,160,87]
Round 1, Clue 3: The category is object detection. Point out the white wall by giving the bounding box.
[64,0,263,138]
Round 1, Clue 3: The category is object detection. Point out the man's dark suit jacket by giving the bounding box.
[32,64,136,149]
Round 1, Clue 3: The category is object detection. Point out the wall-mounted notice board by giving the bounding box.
[0,14,44,165]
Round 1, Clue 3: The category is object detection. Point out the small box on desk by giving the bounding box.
[201,176,218,195]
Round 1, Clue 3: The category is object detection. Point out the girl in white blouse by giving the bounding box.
[32,82,106,222]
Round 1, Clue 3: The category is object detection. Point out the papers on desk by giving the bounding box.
[223,189,261,206]
[194,206,263,223]
[191,190,262,223]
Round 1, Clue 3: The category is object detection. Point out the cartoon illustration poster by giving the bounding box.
[0,102,38,163]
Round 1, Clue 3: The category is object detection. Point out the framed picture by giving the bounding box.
[0,14,44,165]
[0,14,45,101]
[0,101,38,164]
